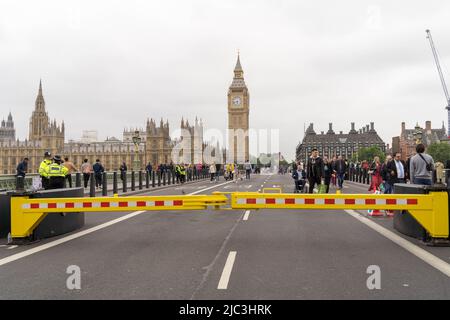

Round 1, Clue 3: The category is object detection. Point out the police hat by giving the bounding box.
[53,155,62,162]
[44,151,51,157]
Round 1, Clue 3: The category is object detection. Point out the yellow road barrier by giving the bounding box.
[229,192,449,238]
[10,194,228,239]
[262,188,282,193]
[9,191,449,241]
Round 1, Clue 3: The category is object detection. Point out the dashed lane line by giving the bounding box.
[346,209,450,278]
[218,251,237,290]
[243,210,251,221]
[0,180,234,267]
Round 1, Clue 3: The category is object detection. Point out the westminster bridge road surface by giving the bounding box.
[1,173,450,299]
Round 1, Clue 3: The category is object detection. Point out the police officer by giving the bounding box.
[39,151,53,190]
[46,155,69,189]
[176,163,186,184]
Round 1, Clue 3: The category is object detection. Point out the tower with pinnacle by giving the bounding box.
[227,53,250,163]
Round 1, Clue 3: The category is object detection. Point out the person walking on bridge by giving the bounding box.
[410,144,434,186]
[386,153,406,191]
[307,148,324,194]
[63,157,78,188]
[93,159,105,189]
[333,155,347,190]
[245,160,252,180]
[80,159,92,188]
[120,161,128,183]
[209,162,217,182]
[368,156,382,191]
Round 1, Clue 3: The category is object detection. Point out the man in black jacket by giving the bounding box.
[386,152,406,188]
[307,149,324,194]
[16,158,29,178]
[332,155,347,189]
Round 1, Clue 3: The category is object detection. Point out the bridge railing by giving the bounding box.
[1,168,213,195]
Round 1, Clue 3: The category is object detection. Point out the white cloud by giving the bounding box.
[1,0,450,161]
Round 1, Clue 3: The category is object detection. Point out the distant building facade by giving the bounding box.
[0,112,15,142]
[0,80,207,174]
[392,121,447,161]
[296,122,386,162]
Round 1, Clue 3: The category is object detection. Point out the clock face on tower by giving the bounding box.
[232,96,241,107]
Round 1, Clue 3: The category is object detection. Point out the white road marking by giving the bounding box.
[6,245,18,250]
[0,245,6,248]
[0,181,233,267]
[243,210,251,221]
[346,210,450,278]
[247,185,252,189]
[218,251,237,290]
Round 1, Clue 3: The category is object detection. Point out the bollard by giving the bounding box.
[172,171,175,184]
[139,171,143,190]
[75,173,82,188]
[168,170,171,185]
[158,171,161,187]
[123,172,127,193]
[16,176,25,192]
[131,171,136,191]
[163,171,166,186]
[113,172,118,195]
[146,171,150,188]
[90,173,96,197]
[152,171,156,188]
[102,172,108,196]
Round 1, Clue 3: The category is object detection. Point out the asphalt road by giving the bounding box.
[1,173,450,299]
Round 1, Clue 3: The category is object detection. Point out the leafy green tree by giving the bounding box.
[427,142,450,163]
[357,146,385,163]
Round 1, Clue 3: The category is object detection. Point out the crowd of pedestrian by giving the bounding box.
[15,152,264,192]
[293,143,439,194]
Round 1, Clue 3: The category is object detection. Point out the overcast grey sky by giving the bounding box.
[1,0,450,160]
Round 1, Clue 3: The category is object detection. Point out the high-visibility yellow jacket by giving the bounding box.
[226,164,234,172]
[177,165,186,176]
[39,159,53,178]
[46,163,69,178]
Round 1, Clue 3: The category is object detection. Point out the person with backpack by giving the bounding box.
[410,144,434,185]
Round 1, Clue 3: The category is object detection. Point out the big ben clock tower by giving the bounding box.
[228,53,249,163]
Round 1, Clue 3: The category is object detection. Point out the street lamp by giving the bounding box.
[132,130,142,171]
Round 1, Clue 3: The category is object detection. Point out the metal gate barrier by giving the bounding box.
[8,191,449,242]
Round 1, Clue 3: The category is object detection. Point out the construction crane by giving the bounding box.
[426,29,450,137]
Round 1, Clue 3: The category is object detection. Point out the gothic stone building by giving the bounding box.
[392,121,447,161]
[0,113,15,142]
[0,81,204,174]
[296,122,386,163]
[0,81,64,174]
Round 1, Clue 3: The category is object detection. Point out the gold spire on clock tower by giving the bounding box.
[227,53,249,163]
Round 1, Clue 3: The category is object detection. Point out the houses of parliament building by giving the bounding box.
[0,81,206,175]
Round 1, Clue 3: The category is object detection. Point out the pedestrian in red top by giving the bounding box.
[369,156,382,191]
